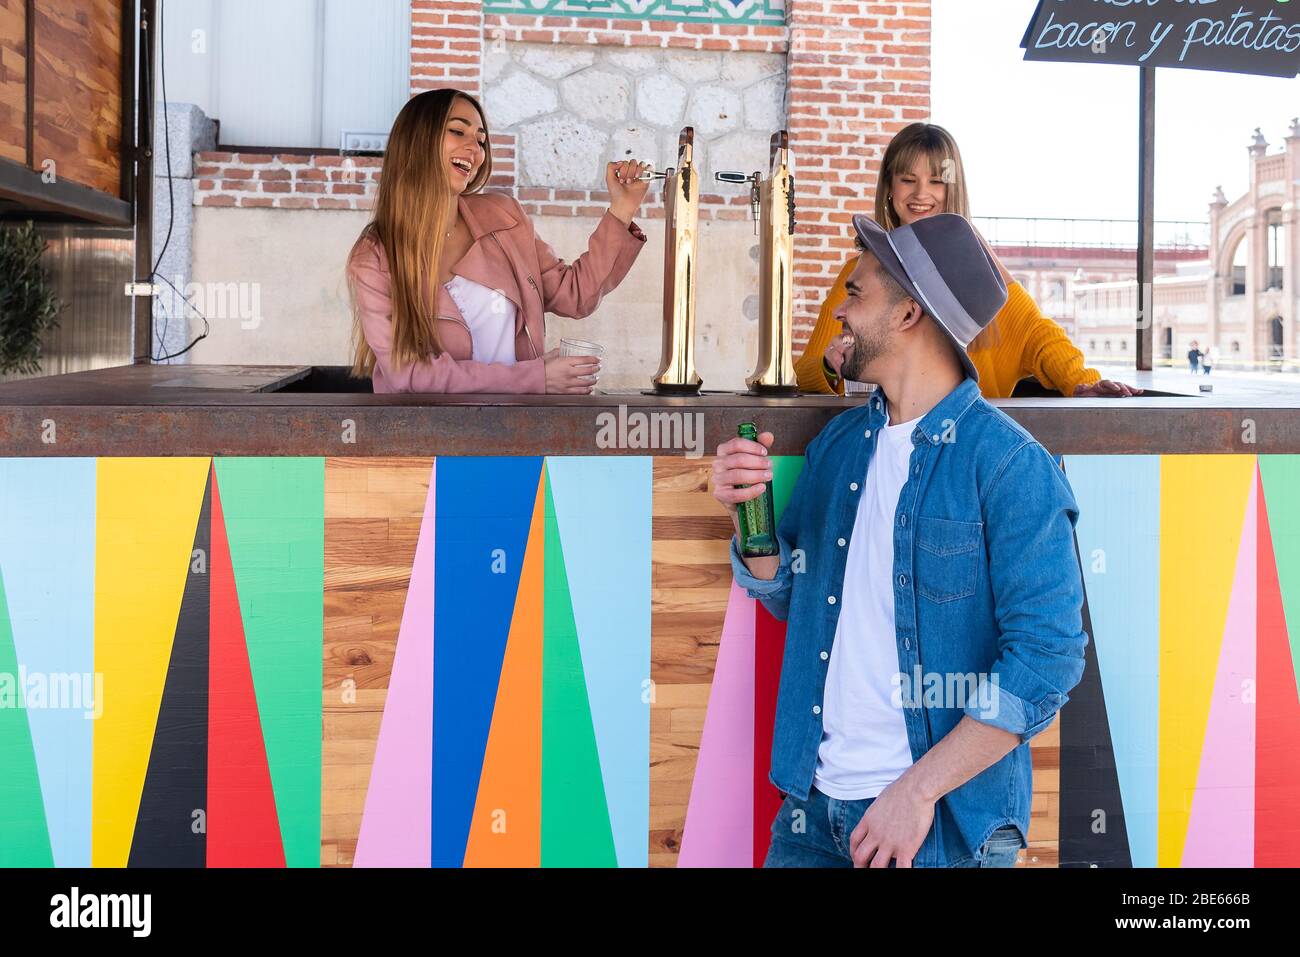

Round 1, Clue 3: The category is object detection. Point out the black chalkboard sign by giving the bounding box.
[1021,0,1300,77]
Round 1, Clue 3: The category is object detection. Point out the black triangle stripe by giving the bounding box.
[128,464,212,867]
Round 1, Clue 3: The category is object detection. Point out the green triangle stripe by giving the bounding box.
[0,567,54,867]
[770,455,805,523]
[1259,457,1300,697]
[540,466,617,867]
[212,458,324,868]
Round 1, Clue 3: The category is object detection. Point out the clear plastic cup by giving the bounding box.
[559,337,604,360]
[560,337,604,390]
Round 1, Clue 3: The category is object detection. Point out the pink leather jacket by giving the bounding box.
[347,190,647,393]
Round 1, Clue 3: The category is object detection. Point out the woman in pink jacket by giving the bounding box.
[347,88,651,394]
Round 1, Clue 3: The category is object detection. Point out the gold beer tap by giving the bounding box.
[716,131,799,395]
[650,127,704,395]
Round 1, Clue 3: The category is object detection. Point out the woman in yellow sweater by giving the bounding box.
[795,123,1141,398]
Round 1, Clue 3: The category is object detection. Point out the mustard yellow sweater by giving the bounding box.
[794,256,1102,399]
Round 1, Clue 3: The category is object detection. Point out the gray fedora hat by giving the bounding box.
[851,212,1008,382]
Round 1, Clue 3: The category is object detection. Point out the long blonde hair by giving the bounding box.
[349,89,493,376]
[873,122,999,352]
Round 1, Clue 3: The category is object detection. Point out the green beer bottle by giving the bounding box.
[736,422,778,557]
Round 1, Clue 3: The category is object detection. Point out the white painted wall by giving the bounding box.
[189,206,765,391]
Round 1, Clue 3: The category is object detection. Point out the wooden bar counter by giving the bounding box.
[0,365,1295,869]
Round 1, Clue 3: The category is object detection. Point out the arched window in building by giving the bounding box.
[1267,210,1285,292]
[1104,339,1112,352]
[1161,326,1173,360]
[1271,316,1285,360]
[1231,340,1241,354]
[1120,339,1128,351]
[1090,340,1097,352]
[1227,234,1247,296]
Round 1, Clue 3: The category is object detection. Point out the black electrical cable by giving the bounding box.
[136,0,210,363]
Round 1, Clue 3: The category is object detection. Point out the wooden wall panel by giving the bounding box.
[1027,718,1060,868]
[321,457,430,868]
[650,458,733,867]
[32,0,121,196]
[0,0,25,164]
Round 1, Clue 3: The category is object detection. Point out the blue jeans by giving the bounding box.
[763,787,1023,868]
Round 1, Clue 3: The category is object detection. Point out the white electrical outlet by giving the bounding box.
[340,130,389,154]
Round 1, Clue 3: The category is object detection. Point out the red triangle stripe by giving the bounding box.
[207,472,285,867]
[1255,468,1300,866]
[753,604,785,868]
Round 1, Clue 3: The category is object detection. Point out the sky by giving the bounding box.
[931,0,1300,222]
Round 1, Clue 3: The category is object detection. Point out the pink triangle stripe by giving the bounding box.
[1183,472,1256,866]
[354,461,437,867]
[678,581,756,868]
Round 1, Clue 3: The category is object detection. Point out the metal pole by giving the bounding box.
[1136,66,1155,371]
[133,0,157,364]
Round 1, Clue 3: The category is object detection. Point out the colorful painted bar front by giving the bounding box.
[0,453,1297,868]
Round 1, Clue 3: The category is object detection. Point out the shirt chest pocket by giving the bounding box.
[914,516,983,603]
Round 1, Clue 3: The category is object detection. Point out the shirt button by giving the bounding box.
[813,705,822,715]
[820,651,829,660]
[850,482,859,491]
[899,514,907,527]
[837,537,847,547]
[913,464,921,476]
[827,595,836,605]
[904,637,911,650]
[898,574,908,587]
[864,429,872,439]
[932,434,940,442]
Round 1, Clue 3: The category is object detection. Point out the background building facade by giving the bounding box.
[1022,123,1299,374]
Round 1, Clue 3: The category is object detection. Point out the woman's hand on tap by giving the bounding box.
[607,160,651,225]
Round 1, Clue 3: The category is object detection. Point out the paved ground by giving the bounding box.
[1093,363,1300,401]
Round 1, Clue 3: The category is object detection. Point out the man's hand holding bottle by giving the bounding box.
[711,427,780,581]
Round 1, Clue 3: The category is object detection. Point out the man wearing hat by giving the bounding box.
[712,212,1088,868]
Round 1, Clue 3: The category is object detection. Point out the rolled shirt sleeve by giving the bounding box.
[966,441,1089,742]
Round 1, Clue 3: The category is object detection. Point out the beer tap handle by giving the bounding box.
[715,170,762,234]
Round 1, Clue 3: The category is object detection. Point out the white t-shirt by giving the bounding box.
[443,275,517,364]
[813,410,920,800]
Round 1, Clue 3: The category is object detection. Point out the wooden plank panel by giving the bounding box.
[320,457,431,868]
[650,455,732,867]
[0,0,25,164]
[32,0,121,196]
[1027,716,1060,868]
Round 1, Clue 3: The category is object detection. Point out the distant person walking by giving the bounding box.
[1203,345,1217,375]
[1187,341,1201,374]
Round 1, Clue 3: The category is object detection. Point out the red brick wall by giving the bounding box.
[412,0,484,96]
[787,0,931,336]
[193,153,381,210]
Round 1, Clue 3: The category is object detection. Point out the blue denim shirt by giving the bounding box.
[730,377,1089,867]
